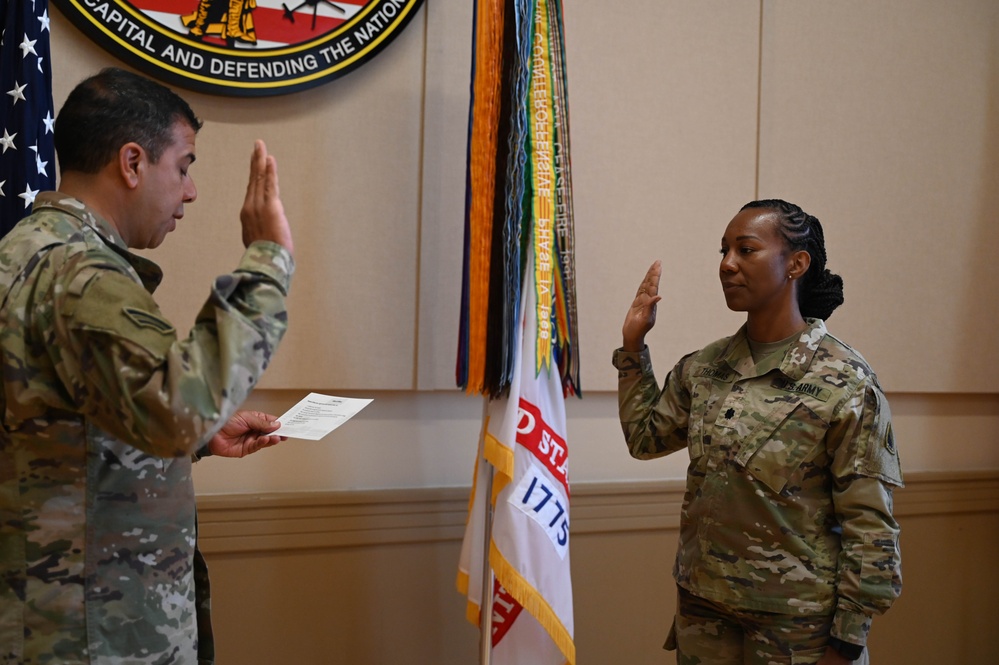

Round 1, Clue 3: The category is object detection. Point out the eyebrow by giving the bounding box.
[721,234,762,243]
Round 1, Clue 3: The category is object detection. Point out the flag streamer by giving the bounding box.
[457,0,577,662]
[457,0,577,398]
[458,0,506,395]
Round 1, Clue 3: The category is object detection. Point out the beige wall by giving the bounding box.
[46,0,999,661]
[196,473,999,664]
[49,0,999,494]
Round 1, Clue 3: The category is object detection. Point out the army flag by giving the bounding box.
[0,0,56,238]
[457,249,574,664]
[457,0,576,661]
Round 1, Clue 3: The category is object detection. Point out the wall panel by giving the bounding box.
[417,1,763,391]
[49,2,998,394]
[197,472,999,664]
[757,0,999,392]
[50,7,427,390]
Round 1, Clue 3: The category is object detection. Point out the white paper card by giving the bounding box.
[272,392,372,440]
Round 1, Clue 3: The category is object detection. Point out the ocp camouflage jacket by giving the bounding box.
[613,318,902,648]
[0,193,294,664]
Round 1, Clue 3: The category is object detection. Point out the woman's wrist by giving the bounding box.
[621,340,646,353]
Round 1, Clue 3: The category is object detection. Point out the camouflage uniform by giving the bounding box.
[0,193,294,664]
[613,319,902,659]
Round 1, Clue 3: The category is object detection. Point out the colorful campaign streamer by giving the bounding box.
[457,0,578,398]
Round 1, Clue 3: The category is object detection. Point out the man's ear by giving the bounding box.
[788,249,811,280]
[118,142,144,189]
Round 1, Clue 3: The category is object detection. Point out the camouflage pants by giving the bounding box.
[665,588,870,665]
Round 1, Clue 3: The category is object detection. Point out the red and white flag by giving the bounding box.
[458,255,574,664]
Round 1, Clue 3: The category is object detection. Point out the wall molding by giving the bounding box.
[196,470,999,554]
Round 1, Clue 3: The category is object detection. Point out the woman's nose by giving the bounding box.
[720,251,737,273]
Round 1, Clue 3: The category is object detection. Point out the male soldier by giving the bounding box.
[0,67,294,663]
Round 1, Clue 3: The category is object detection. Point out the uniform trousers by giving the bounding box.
[667,587,870,665]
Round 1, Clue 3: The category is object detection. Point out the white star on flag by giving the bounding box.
[0,130,16,153]
[31,144,47,176]
[7,81,26,105]
[20,35,36,58]
[18,183,39,207]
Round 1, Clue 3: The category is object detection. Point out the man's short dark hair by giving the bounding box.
[54,67,203,175]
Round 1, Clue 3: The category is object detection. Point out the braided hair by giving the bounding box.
[740,199,844,320]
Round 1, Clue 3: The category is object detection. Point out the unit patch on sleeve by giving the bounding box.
[123,307,176,334]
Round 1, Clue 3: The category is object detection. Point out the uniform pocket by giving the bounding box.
[734,400,828,495]
[688,414,705,460]
[686,378,720,461]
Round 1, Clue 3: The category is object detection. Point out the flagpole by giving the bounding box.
[478,461,494,665]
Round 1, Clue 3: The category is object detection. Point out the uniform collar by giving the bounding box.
[32,191,164,293]
[718,318,827,381]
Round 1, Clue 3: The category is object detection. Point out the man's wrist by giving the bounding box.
[828,637,864,661]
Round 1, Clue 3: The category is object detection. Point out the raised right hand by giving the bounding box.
[240,140,293,254]
[622,260,662,352]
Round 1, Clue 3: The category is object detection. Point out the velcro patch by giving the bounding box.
[695,366,733,382]
[772,377,832,402]
[123,307,175,334]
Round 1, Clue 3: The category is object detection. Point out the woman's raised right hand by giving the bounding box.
[622,260,662,352]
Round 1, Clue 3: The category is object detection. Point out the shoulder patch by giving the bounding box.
[123,307,175,335]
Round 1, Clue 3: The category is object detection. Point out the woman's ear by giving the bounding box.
[788,249,811,280]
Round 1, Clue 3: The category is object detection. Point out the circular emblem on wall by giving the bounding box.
[51,0,424,96]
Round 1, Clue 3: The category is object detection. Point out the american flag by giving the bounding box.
[0,0,55,237]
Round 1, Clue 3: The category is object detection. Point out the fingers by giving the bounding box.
[246,142,276,206]
[240,140,294,254]
[622,260,663,351]
[243,141,265,209]
[635,260,662,300]
[265,153,280,200]
[234,410,281,434]
[247,433,282,454]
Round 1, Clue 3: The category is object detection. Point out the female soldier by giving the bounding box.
[612,200,902,664]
